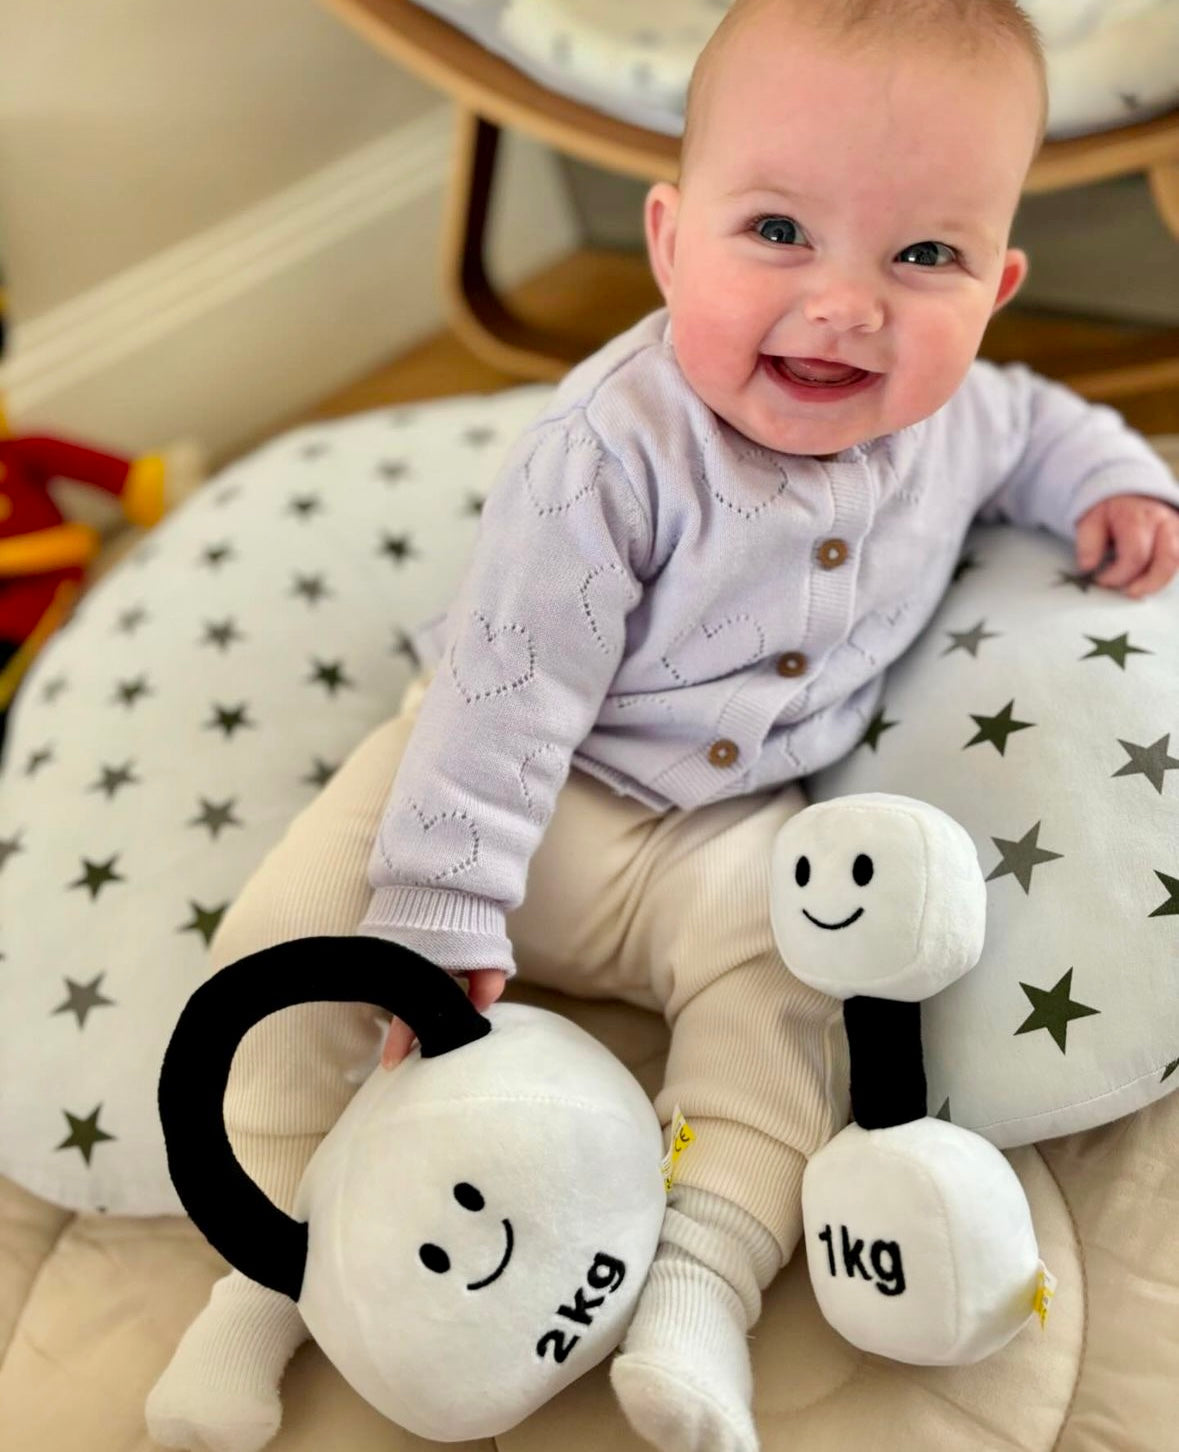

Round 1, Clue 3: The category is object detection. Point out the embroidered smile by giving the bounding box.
[802,907,865,930]
[466,1219,515,1289]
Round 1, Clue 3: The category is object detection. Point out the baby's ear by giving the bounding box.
[991,248,1028,315]
[644,183,681,300]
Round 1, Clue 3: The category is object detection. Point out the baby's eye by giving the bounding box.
[753,215,804,246]
[895,240,957,268]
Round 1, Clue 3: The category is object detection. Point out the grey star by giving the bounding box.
[986,821,1064,894]
[1056,567,1097,593]
[462,425,497,448]
[935,1098,952,1122]
[307,659,354,696]
[860,707,898,752]
[390,628,420,666]
[40,675,69,703]
[199,541,236,569]
[114,605,149,635]
[53,973,116,1029]
[68,855,125,900]
[201,618,245,651]
[1081,632,1151,670]
[951,552,978,584]
[1113,734,1179,795]
[303,757,338,788]
[379,532,417,565]
[942,620,1000,657]
[300,441,329,460]
[0,832,26,873]
[377,459,410,483]
[291,573,331,606]
[178,900,229,947]
[205,702,255,738]
[188,796,243,839]
[965,700,1035,755]
[89,761,139,799]
[1149,871,1179,918]
[112,676,151,708]
[1162,1058,1178,1084]
[24,745,54,777]
[1118,90,1141,111]
[287,493,323,520]
[56,1105,116,1164]
[464,492,486,517]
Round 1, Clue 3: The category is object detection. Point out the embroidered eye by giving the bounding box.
[454,1182,484,1211]
[419,1243,451,1274]
[852,853,874,886]
[795,855,811,887]
[896,240,957,268]
[755,215,802,246]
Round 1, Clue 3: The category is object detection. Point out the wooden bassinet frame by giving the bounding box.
[323,0,1179,399]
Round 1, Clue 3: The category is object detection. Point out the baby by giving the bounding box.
[148,3,1179,1452]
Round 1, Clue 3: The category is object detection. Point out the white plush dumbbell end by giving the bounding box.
[801,1118,1044,1365]
[769,793,987,1001]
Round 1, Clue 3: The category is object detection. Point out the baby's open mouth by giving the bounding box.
[769,356,870,387]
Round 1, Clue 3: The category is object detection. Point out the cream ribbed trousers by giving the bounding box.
[213,682,847,1262]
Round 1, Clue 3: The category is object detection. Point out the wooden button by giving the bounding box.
[817,537,849,569]
[776,651,808,677]
[707,738,740,768]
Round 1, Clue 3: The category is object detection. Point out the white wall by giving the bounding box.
[0,0,581,461]
[2,0,438,315]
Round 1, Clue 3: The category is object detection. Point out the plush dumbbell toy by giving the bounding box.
[769,793,1052,1365]
[157,937,666,1442]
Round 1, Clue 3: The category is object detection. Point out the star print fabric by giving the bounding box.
[814,517,1179,1149]
[0,388,547,1214]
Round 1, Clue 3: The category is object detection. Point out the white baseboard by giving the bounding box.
[1,106,581,464]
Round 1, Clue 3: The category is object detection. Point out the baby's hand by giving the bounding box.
[1075,494,1179,598]
[380,968,508,1069]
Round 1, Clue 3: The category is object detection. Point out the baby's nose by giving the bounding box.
[801,273,884,333]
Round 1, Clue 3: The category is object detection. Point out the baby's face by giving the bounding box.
[646,15,1042,456]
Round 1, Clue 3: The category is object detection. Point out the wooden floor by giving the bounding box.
[302,249,1179,436]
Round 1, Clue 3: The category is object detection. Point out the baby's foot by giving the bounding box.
[146,1271,306,1452]
[610,1253,758,1452]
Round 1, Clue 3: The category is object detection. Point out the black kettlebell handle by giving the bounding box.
[843,996,927,1130]
[158,936,491,1301]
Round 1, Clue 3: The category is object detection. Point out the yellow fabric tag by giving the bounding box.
[660,1107,696,1194]
[1033,1263,1057,1329]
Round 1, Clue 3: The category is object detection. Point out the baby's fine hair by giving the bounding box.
[680,0,1049,178]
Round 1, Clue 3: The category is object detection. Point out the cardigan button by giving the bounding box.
[817,537,849,569]
[708,738,740,768]
[776,651,808,678]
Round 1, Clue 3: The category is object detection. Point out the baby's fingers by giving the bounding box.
[1126,519,1179,598]
[381,1015,418,1070]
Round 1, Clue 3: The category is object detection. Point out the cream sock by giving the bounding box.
[145,1271,307,1452]
[610,1186,780,1452]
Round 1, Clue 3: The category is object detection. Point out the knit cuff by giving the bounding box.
[361,885,516,975]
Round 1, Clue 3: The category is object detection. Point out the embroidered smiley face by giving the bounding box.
[794,849,875,930]
[769,795,988,1002]
[417,1181,515,1290]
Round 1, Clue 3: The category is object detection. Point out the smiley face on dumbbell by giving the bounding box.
[769,792,988,1002]
[793,848,875,930]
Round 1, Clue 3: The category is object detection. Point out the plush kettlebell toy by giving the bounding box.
[769,793,1052,1365]
[157,936,666,1443]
